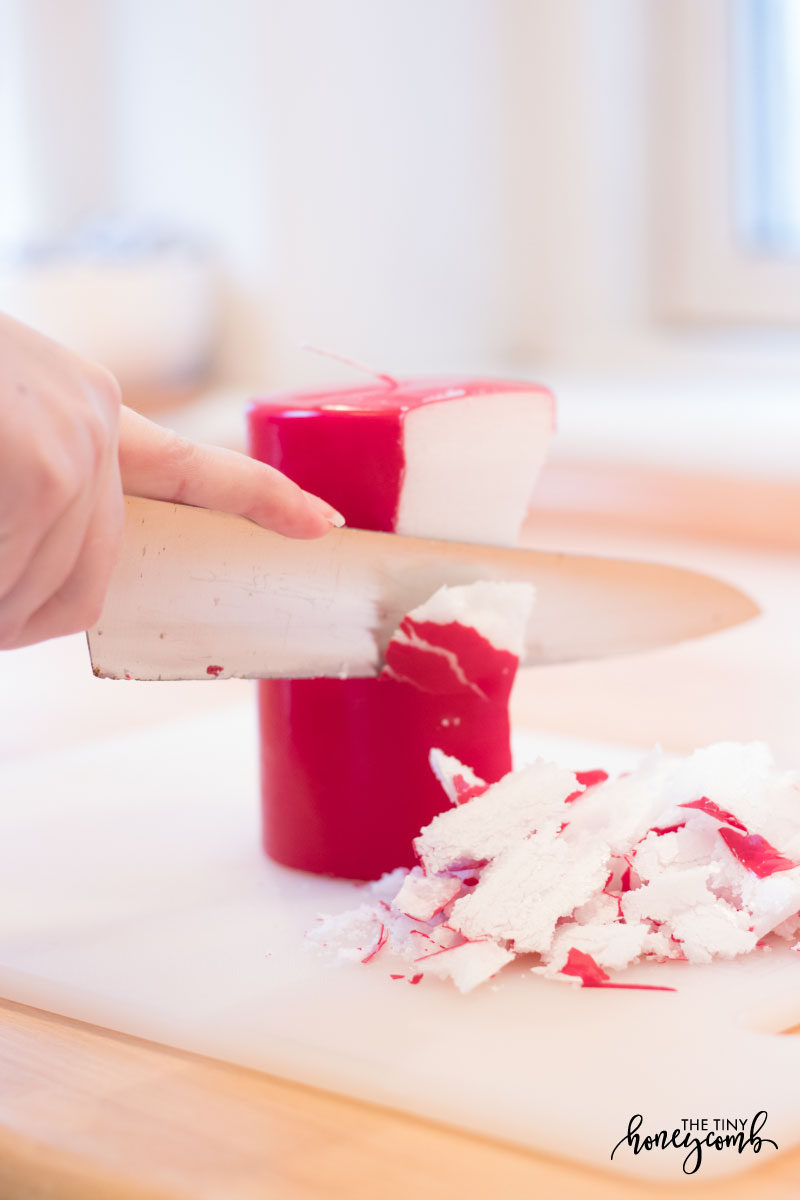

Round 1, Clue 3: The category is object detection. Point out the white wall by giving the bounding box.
[109,0,517,385]
[4,0,800,390]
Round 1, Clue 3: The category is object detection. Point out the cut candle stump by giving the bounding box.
[247,377,554,879]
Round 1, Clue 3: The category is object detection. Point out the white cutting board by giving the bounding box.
[0,704,798,1183]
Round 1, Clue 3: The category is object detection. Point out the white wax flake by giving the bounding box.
[449,832,609,953]
[669,900,757,963]
[368,867,410,904]
[308,740,800,993]
[739,868,800,938]
[306,905,385,964]
[564,750,671,851]
[413,939,516,993]
[664,741,773,816]
[415,760,578,875]
[393,869,461,921]
[547,920,651,973]
[772,913,800,942]
[572,893,621,925]
[621,864,719,924]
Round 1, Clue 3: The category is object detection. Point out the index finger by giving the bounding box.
[117,407,344,538]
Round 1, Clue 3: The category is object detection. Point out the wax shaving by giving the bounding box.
[309,739,800,993]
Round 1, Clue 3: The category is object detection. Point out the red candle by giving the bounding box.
[248,376,554,879]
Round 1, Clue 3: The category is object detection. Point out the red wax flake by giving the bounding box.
[409,973,424,985]
[564,790,582,805]
[619,863,633,893]
[452,774,489,804]
[561,948,677,992]
[719,827,799,878]
[361,922,387,964]
[679,796,748,832]
[557,821,569,834]
[123,672,132,680]
[390,973,405,980]
[575,769,609,788]
[206,664,224,677]
[462,876,480,887]
[649,822,686,837]
[561,948,610,986]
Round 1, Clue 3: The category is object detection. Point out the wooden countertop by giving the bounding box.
[2,996,800,1200]
[1,499,799,1199]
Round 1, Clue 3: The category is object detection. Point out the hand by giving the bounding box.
[0,314,343,649]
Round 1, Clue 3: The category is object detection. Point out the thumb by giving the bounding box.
[117,406,344,538]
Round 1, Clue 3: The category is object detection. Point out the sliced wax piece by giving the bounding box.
[413,939,515,993]
[772,913,800,941]
[668,900,758,963]
[382,582,534,702]
[249,377,553,879]
[367,867,411,903]
[448,832,610,954]
[306,904,386,964]
[414,760,579,876]
[392,869,462,921]
[664,742,773,820]
[718,827,800,877]
[575,769,609,788]
[758,775,800,860]
[547,920,650,973]
[633,821,720,882]
[621,863,719,924]
[739,871,800,937]
[559,948,610,986]
[678,797,749,831]
[563,750,672,854]
[620,859,757,963]
[554,948,677,992]
[428,748,487,807]
[572,893,623,926]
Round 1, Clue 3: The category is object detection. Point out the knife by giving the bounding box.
[87,496,759,681]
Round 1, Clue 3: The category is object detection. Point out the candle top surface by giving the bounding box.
[249,376,552,418]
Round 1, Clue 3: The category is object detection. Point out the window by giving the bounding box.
[655,0,800,325]
[735,0,800,254]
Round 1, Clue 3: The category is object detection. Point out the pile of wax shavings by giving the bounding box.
[307,741,800,993]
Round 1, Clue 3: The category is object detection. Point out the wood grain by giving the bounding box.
[1,998,800,1200]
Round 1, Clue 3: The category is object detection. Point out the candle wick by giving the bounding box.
[299,342,398,388]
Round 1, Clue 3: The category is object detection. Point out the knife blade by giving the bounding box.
[87,496,759,681]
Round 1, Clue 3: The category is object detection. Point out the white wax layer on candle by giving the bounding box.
[396,391,553,547]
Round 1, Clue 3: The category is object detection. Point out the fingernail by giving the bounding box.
[304,491,346,528]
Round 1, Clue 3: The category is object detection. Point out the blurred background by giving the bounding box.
[1,0,799,761]
[1,1,798,456]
